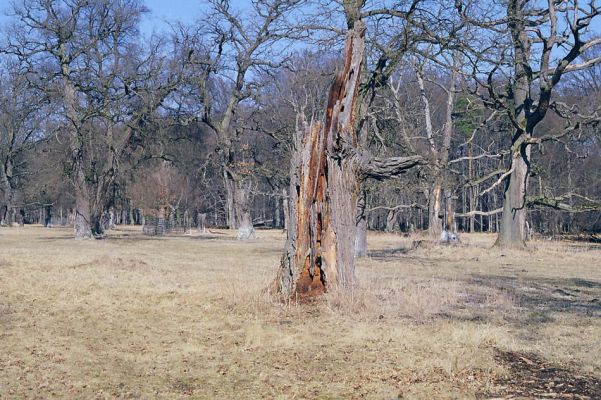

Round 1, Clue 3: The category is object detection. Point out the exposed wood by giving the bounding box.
[276,16,367,298]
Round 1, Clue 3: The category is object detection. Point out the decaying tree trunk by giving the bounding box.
[276,19,367,298]
[274,6,424,299]
[275,27,418,298]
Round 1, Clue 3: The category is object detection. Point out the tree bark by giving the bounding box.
[496,135,531,247]
[445,190,456,233]
[467,143,476,232]
[355,190,368,257]
[496,8,531,248]
[61,57,93,239]
[224,170,236,229]
[197,212,207,233]
[274,194,281,229]
[73,158,93,239]
[276,19,367,298]
[282,187,289,232]
[428,180,444,239]
[0,159,17,226]
[235,184,255,240]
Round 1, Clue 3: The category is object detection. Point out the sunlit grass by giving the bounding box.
[1,226,600,398]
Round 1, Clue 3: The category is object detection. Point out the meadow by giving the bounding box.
[1,226,600,399]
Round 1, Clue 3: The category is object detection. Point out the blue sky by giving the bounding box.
[140,0,204,35]
[1,1,600,46]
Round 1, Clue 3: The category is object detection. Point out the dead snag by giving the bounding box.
[276,19,367,299]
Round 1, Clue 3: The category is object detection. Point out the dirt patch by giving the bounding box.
[485,349,601,399]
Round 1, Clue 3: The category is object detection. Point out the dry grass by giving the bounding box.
[1,226,600,399]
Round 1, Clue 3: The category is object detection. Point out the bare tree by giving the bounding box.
[4,0,186,238]
[0,60,46,225]
[186,0,304,239]
[457,0,601,247]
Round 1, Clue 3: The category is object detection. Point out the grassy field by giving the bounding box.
[1,226,600,399]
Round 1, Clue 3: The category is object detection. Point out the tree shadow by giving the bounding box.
[468,274,601,320]
[482,348,601,399]
[366,246,412,261]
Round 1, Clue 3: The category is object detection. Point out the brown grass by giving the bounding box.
[1,226,600,399]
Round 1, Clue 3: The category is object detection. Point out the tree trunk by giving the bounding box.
[445,190,456,233]
[274,195,281,229]
[275,19,366,298]
[197,212,207,233]
[428,179,444,239]
[496,141,530,247]
[467,142,475,232]
[108,207,115,229]
[62,60,94,239]
[224,170,236,229]
[0,164,16,226]
[355,191,367,257]
[496,5,531,248]
[235,184,255,240]
[385,209,398,233]
[73,166,93,239]
[44,205,52,227]
[282,187,289,232]
[273,11,424,298]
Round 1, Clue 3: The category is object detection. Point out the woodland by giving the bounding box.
[0,0,600,297]
[2,2,601,398]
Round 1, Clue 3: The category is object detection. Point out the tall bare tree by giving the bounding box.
[0,60,46,225]
[4,0,186,238]
[188,0,304,239]
[457,0,601,247]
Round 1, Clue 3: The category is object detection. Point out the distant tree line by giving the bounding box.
[0,0,599,251]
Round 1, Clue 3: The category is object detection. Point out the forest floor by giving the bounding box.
[1,226,601,399]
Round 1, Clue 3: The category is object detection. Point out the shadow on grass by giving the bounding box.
[483,349,601,399]
[469,274,601,320]
[367,247,412,259]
